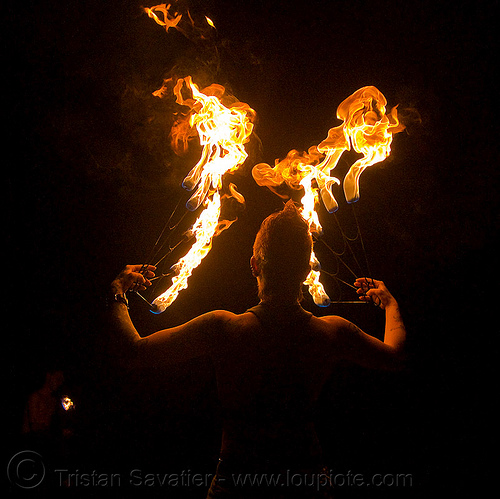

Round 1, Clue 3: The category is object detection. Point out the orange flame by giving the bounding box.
[145,3,216,40]
[152,77,255,313]
[253,147,335,306]
[300,172,331,306]
[144,3,182,32]
[172,77,255,211]
[338,86,404,203]
[252,86,403,306]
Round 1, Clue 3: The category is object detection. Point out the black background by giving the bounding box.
[6,0,497,496]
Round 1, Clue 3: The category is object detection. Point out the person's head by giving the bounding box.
[43,370,64,394]
[251,200,312,303]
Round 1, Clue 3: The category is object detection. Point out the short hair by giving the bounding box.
[253,200,312,300]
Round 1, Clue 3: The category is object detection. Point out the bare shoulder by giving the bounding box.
[198,309,257,327]
[205,309,238,320]
[312,314,353,332]
[200,310,258,342]
[315,314,351,325]
[194,309,239,326]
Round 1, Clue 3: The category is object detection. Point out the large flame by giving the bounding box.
[338,86,404,203]
[172,76,255,211]
[253,147,335,306]
[252,86,403,306]
[300,170,332,307]
[151,77,255,313]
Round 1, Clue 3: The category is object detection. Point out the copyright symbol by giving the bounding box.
[7,450,45,489]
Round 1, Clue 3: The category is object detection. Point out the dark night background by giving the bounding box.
[5,0,497,496]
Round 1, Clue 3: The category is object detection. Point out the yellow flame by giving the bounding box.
[300,174,331,306]
[173,77,256,211]
[205,16,216,28]
[152,77,255,313]
[153,192,221,312]
[304,253,330,307]
[253,148,337,306]
[339,86,404,203]
[252,86,403,306]
[61,396,74,411]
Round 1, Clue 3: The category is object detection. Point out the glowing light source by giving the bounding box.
[151,77,256,314]
[144,3,182,32]
[252,86,403,305]
[339,86,404,203]
[61,396,74,411]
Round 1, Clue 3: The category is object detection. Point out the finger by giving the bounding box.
[139,265,156,281]
[132,273,153,287]
[355,277,380,286]
[142,265,156,275]
[136,272,154,282]
[365,290,383,307]
[132,283,149,293]
[354,279,373,289]
[354,279,375,294]
[130,264,156,273]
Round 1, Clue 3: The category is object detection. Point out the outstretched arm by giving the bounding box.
[107,265,231,367]
[336,278,406,370]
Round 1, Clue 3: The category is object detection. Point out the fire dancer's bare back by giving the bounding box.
[109,286,405,459]
[213,304,335,468]
[108,202,406,496]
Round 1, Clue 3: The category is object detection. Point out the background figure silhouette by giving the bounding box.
[22,370,65,437]
[107,201,406,498]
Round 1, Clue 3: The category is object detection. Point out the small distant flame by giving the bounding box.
[145,3,216,39]
[252,86,403,305]
[144,3,182,32]
[61,396,74,411]
[151,77,255,313]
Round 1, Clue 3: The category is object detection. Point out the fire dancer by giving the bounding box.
[107,201,406,497]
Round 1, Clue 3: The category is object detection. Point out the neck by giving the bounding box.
[256,277,304,307]
[259,297,302,308]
